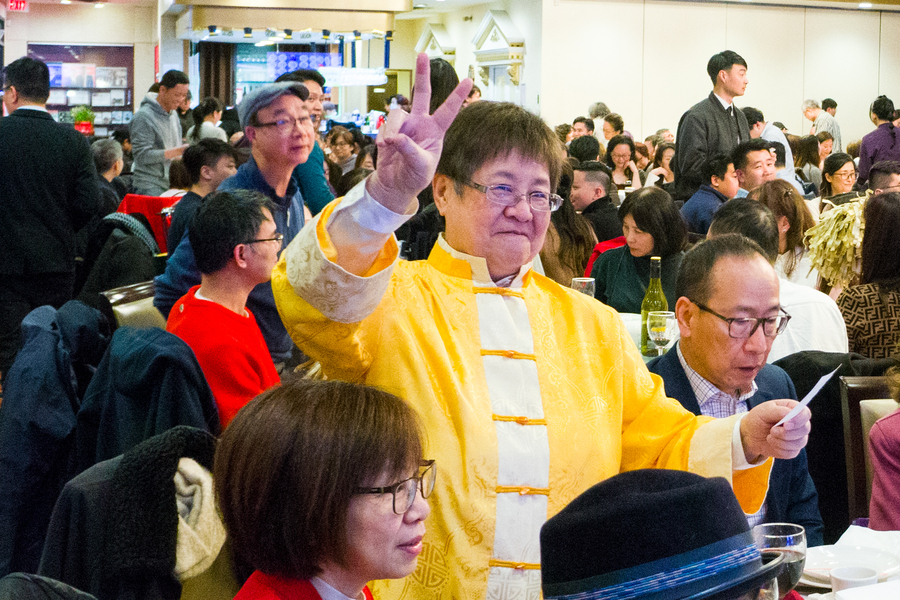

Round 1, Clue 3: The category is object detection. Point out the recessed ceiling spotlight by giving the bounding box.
[859,2,873,7]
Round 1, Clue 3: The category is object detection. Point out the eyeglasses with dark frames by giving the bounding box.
[252,115,310,134]
[355,459,436,515]
[692,301,791,339]
[244,233,284,245]
[460,180,563,212]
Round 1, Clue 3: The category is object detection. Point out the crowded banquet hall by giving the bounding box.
[1,0,900,598]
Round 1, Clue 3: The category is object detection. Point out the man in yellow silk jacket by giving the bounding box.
[272,55,811,600]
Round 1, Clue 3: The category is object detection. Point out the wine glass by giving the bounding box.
[752,523,806,599]
[646,311,676,356]
[571,277,595,297]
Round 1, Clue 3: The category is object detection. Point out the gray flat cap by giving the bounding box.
[238,81,309,129]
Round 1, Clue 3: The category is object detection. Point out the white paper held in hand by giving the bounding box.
[774,366,841,427]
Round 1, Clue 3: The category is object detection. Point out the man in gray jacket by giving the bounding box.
[131,70,190,195]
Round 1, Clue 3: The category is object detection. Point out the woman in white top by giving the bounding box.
[750,179,819,288]
[186,97,228,143]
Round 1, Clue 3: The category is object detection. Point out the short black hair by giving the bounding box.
[869,161,900,191]
[111,130,130,145]
[569,135,600,163]
[732,138,773,171]
[189,189,277,275]
[675,233,769,304]
[706,50,747,86]
[275,68,326,89]
[182,138,240,185]
[573,116,595,132]
[742,106,764,128]
[822,98,837,111]
[574,161,613,197]
[619,187,687,257]
[91,138,123,175]
[3,57,50,103]
[708,198,779,263]
[702,153,734,183]
[159,70,189,89]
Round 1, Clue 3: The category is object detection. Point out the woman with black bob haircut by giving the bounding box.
[590,186,687,313]
[837,192,900,358]
[216,378,433,600]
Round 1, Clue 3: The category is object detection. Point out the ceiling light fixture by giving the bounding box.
[859,2,872,6]
[94,3,104,8]
[60,0,71,4]
[284,29,293,40]
[322,29,331,41]
[208,25,219,36]
[244,27,253,38]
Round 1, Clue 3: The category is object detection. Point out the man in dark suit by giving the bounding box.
[647,234,824,545]
[0,57,100,381]
[672,50,751,201]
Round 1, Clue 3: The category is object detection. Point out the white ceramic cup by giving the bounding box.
[830,566,879,591]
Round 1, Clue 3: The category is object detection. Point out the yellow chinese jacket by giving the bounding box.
[273,194,771,600]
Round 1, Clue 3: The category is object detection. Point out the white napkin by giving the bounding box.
[836,525,900,560]
[835,579,900,599]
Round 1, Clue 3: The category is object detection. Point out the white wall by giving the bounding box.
[393,0,900,145]
[539,0,897,144]
[5,3,157,98]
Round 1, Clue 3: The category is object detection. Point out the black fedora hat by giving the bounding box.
[540,469,784,600]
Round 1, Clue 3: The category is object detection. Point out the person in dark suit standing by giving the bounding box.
[0,57,100,381]
[672,50,751,201]
[647,234,824,546]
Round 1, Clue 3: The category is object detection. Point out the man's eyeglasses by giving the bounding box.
[355,460,436,515]
[252,115,309,134]
[693,301,791,338]
[461,180,563,212]
[244,233,284,245]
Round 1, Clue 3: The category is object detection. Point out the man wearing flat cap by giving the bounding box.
[155,81,314,367]
[273,55,811,600]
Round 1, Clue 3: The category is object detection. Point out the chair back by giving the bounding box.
[840,375,891,522]
[117,194,181,253]
[101,281,166,330]
[860,398,900,496]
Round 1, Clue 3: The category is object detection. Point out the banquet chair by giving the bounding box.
[101,280,166,330]
[841,375,891,523]
[860,398,900,505]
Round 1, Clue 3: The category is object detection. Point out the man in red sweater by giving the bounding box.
[167,189,280,427]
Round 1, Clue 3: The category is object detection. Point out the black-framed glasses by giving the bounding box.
[461,180,563,212]
[693,301,791,339]
[244,233,284,245]
[252,115,309,134]
[355,459,436,515]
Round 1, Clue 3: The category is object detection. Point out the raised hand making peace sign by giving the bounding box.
[366,53,473,212]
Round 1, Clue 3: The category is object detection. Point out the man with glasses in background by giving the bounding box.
[273,54,813,600]
[155,81,312,369]
[275,68,335,216]
[166,190,281,429]
[648,227,825,546]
